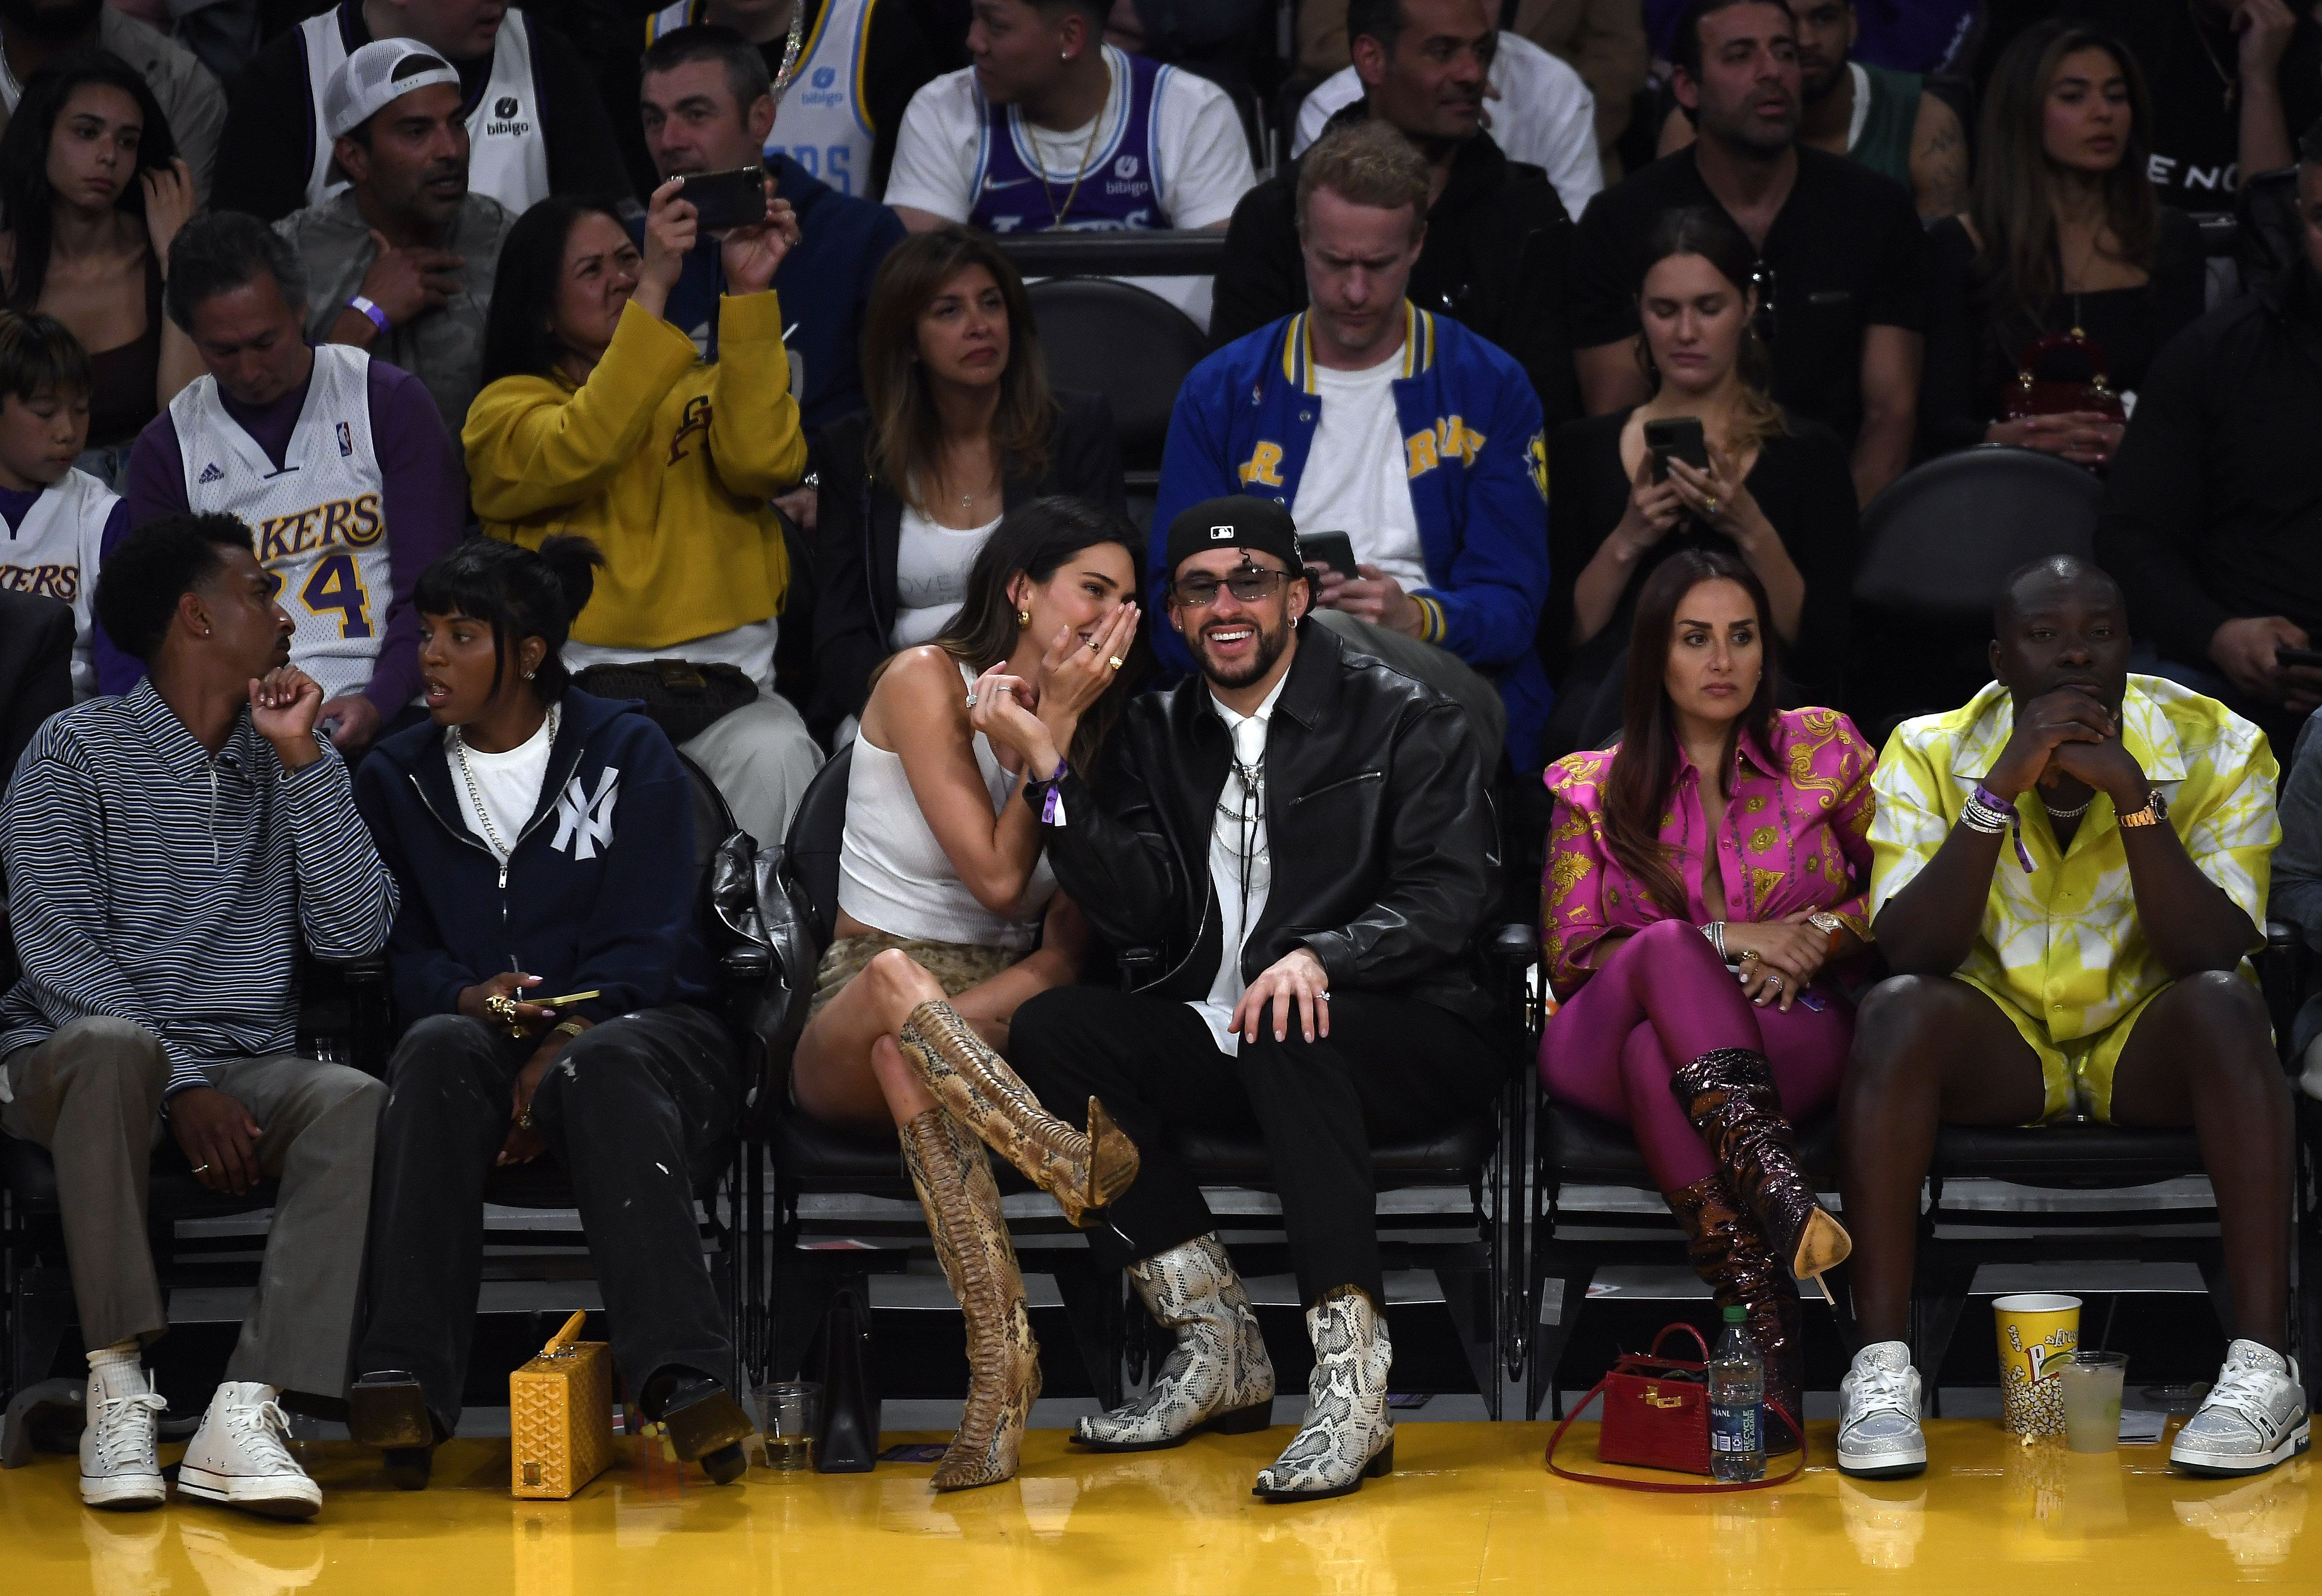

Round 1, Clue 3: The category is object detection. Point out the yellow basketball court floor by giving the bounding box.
[4,1419,2314,1594]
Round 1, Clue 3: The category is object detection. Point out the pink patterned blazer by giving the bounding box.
[1540,708,1879,999]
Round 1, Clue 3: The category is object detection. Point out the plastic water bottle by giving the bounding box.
[1708,1304,1766,1482]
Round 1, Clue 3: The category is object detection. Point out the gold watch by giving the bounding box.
[1806,911,1846,958]
[2118,787,2169,829]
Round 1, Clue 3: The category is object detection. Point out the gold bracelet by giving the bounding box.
[553,1020,587,1040]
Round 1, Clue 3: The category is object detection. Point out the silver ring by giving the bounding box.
[1767,974,1783,990]
[1704,496,1720,516]
[191,1163,210,1174]
[964,692,978,709]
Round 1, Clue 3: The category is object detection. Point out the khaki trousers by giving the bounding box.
[0,1016,383,1396]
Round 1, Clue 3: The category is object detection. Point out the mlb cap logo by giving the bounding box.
[1209,524,1234,540]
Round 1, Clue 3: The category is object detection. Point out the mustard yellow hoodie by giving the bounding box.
[463,290,807,649]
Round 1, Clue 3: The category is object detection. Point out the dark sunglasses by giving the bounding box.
[1169,568,1293,610]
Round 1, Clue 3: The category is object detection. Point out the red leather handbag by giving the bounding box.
[1545,1322,1805,1493]
[2000,329,2126,421]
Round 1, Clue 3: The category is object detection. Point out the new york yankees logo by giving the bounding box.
[552,768,620,860]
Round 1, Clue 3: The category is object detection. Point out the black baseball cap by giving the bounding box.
[1164,495,1303,583]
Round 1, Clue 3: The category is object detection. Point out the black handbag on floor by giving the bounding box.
[814,1286,880,1473]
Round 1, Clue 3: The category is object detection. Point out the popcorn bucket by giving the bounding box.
[1993,1293,2080,1436]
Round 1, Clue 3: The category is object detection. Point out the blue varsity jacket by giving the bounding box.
[1150,302,1553,767]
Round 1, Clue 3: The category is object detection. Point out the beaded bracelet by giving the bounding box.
[1964,784,2036,874]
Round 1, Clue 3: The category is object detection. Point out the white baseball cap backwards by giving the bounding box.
[323,39,463,142]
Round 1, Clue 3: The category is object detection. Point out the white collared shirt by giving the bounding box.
[1189,672,1290,1054]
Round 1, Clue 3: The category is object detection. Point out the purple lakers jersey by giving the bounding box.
[968,47,1176,234]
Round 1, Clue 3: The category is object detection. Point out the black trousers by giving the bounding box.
[1007,986,1505,1307]
[356,1007,738,1427]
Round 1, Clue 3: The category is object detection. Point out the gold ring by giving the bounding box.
[1739,948,1760,962]
[1108,656,1124,670]
[1704,496,1720,516]
[1087,637,1101,650]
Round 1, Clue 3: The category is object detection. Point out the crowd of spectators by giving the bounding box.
[11,0,2322,1531]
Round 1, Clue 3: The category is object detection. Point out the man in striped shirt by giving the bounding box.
[0,513,397,1519]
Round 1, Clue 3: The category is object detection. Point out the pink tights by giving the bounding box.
[1538,918,1853,1191]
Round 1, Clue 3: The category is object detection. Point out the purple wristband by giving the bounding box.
[1973,783,2037,874]
[1035,761,1070,824]
[349,295,391,335]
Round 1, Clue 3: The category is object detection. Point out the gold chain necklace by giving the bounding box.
[1036,55,1109,228]
[2188,0,2239,112]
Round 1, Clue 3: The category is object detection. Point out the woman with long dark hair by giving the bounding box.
[791,495,1147,1493]
[349,536,759,1489]
[1543,205,1857,758]
[1539,547,1877,1446]
[812,224,1124,735]
[1919,21,2204,464]
[0,49,198,485]
[464,182,822,850]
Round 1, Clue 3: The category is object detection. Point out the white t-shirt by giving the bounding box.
[446,705,558,861]
[1293,32,1602,220]
[564,619,780,694]
[892,504,1002,650]
[1291,348,1427,594]
[1190,672,1288,1055]
[885,49,1255,328]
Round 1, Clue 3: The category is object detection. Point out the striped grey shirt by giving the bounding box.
[1,680,398,1097]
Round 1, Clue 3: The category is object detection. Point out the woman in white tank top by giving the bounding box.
[789,497,1146,1491]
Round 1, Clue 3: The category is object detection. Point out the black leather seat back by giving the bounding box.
[784,743,853,945]
[1026,278,1209,475]
[676,750,739,922]
[1854,445,2102,613]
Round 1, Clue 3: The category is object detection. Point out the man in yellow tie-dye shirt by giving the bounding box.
[1829,557,2302,1486]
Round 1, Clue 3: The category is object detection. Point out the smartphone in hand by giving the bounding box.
[1642,415,1709,483]
[676,165,767,231]
[1297,530,1360,583]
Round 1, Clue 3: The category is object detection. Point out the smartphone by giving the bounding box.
[537,990,602,1009]
[1298,530,1360,582]
[2277,645,2322,671]
[1643,416,1709,482]
[676,165,768,231]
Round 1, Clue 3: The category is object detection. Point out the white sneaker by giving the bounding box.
[176,1383,321,1519]
[79,1361,167,1509]
[2170,1340,2311,1476]
[1836,1341,1927,1478]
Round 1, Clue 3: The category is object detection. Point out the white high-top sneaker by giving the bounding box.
[1836,1341,1927,1478]
[2171,1340,2311,1476]
[79,1359,167,1509]
[1076,1233,1276,1451]
[177,1383,321,1520]
[1252,1286,1393,1502]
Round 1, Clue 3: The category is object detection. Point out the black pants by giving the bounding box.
[1008,986,1505,1307]
[356,1007,738,1428]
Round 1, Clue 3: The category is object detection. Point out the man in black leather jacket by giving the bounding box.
[993,495,1502,1503]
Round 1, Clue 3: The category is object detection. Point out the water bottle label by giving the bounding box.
[1708,1401,1761,1454]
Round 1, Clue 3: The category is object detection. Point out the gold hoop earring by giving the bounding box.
[1018,608,1031,628]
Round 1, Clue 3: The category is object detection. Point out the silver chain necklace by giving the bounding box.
[451,703,558,860]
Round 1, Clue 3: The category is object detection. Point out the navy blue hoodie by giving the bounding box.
[353,687,715,1026]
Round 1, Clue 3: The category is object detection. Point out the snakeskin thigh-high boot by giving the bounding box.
[1666,1177,1803,1453]
[896,999,1139,1227]
[1670,1046,1851,1284]
[1074,1233,1276,1450]
[899,1107,1041,1490]
[1252,1285,1394,1502]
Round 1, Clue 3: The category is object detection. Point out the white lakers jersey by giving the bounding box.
[646,0,878,196]
[171,345,388,704]
[300,3,551,216]
[0,467,118,699]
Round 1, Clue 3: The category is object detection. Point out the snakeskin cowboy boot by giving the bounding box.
[1075,1233,1276,1451]
[896,1000,1140,1227]
[1666,1177,1803,1452]
[899,1107,1040,1490]
[1252,1285,1393,1502]
[1670,1047,1851,1286]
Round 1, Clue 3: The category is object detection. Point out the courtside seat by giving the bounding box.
[1927,1123,2202,1187]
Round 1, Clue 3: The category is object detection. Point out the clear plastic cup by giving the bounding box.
[753,1380,821,1471]
[2059,1351,2128,1453]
